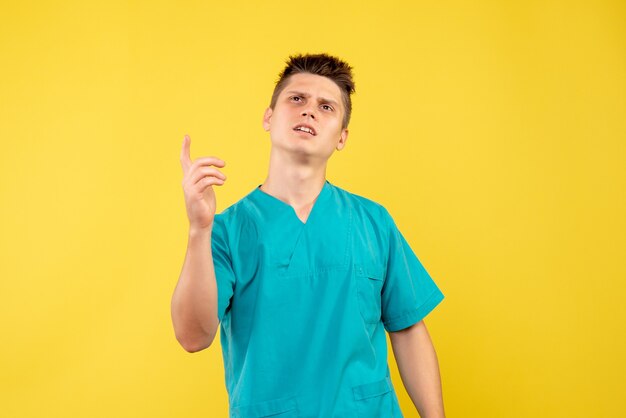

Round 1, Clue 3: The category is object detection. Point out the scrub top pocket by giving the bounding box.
[354,263,385,324]
[353,376,395,418]
[231,395,299,417]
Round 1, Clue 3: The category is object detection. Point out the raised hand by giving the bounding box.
[180,134,227,232]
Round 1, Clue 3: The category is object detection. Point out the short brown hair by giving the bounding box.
[269,53,356,130]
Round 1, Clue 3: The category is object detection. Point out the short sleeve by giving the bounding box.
[211,215,236,323]
[381,208,445,332]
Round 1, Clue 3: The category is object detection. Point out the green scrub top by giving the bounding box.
[211,179,445,417]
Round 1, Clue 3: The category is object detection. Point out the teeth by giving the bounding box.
[295,126,314,135]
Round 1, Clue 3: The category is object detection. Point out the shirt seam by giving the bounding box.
[383,288,444,330]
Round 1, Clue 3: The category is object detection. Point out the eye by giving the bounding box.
[322,104,334,111]
[290,96,302,102]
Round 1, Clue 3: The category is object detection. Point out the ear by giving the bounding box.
[262,107,273,131]
[336,128,349,151]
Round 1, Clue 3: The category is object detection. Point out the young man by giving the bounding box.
[172,53,446,417]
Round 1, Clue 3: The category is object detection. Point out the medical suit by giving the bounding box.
[211,179,445,417]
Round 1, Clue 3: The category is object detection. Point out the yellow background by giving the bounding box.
[1,0,624,417]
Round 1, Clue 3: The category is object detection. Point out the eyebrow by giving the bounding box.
[285,90,340,107]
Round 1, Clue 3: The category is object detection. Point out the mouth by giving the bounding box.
[292,124,317,136]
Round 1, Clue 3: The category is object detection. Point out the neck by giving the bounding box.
[260,147,328,208]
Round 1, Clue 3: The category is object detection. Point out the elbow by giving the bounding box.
[181,341,210,353]
[171,310,220,353]
[175,331,216,353]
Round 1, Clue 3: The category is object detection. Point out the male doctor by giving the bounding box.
[172,53,446,417]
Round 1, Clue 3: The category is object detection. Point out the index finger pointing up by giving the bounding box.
[180,134,192,173]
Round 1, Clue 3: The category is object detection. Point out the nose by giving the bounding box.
[301,109,316,120]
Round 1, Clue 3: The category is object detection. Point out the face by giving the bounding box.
[262,73,349,160]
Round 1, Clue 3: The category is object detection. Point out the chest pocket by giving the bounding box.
[354,263,385,324]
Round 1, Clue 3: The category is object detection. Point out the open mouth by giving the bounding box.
[293,124,317,136]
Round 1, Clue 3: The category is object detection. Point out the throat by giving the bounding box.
[293,204,314,225]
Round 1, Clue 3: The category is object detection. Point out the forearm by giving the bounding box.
[389,321,445,418]
[171,226,219,352]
